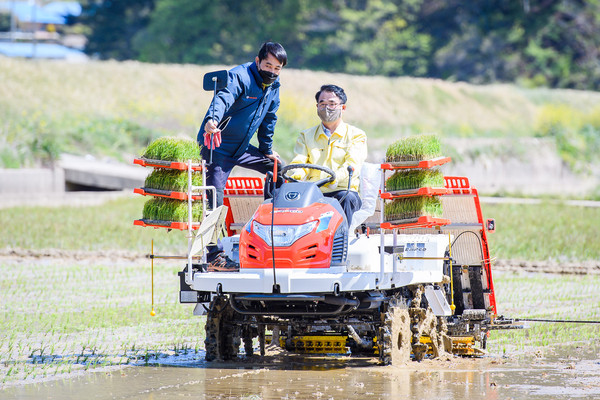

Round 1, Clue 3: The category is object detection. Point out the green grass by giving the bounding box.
[0,197,597,262]
[144,169,203,192]
[0,196,185,254]
[385,135,442,162]
[481,202,600,261]
[386,169,445,191]
[142,136,201,162]
[384,196,443,221]
[488,273,600,355]
[0,113,163,168]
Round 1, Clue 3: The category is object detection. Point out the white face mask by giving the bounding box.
[317,106,342,123]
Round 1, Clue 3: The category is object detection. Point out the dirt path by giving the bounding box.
[493,258,600,275]
[2,248,598,275]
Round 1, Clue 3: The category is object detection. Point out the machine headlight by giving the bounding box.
[252,220,317,247]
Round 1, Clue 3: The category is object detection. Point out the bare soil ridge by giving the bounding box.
[1,248,598,275]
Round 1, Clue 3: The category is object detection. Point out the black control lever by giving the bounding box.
[264,171,274,200]
[339,165,355,203]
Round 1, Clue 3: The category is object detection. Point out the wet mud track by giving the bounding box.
[4,344,600,400]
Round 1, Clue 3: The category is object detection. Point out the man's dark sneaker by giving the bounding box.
[207,253,239,272]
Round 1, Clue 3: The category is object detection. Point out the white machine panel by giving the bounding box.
[192,233,451,294]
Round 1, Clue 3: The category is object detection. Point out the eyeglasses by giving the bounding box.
[317,103,343,110]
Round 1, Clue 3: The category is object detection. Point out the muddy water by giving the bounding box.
[4,344,600,400]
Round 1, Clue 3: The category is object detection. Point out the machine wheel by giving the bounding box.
[378,323,392,365]
[378,296,411,365]
[204,311,219,362]
[204,296,241,361]
[221,314,241,360]
[242,325,255,356]
[258,322,266,356]
[409,286,452,361]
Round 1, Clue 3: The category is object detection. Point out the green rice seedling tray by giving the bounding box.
[134,187,203,201]
[381,215,450,230]
[385,168,445,191]
[144,168,203,192]
[134,158,202,171]
[381,156,451,170]
[138,198,203,228]
[380,187,449,199]
[141,136,201,163]
[134,219,200,230]
[382,196,445,229]
[385,134,442,162]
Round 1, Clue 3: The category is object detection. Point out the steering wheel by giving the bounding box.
[281,163,336,188]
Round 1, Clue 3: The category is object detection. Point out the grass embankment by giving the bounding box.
[2,57,600,172]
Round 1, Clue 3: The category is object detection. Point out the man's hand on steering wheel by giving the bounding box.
[281,163,336,188]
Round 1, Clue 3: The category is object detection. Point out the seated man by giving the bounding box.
[289,84,367,224]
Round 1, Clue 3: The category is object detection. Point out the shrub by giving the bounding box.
[534,104,600,171]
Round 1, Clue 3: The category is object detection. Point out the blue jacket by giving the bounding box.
[197,61,280,159]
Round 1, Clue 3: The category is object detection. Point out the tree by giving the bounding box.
[71,0,155,60]
[134,0,322,65]
[300,0,431,77]
[521,0,600,89]
[419,0,600,89]
[71,0,600,90]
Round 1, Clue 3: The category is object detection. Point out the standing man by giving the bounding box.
[199,42,287,271]
[290,84,367,224]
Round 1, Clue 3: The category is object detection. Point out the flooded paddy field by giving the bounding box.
[1,254,599,399]
[4,345,600,400]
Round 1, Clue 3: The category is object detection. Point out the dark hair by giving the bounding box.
[257,42,287,67]
[315,84,347,104]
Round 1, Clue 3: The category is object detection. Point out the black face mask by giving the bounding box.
[258,68,278,85]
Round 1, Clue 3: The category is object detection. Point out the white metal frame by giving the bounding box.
[188,162,452,295]
[184,159,217,285]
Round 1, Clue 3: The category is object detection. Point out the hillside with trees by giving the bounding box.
[71,0,600,90]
